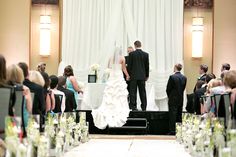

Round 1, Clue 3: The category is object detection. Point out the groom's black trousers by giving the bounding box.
[129,80,147,111]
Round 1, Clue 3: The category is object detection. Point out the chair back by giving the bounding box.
[14,90,24,117]
[223,93,231,128]
[214,94,222,116]
[53,94,63,113]
[0,87,12,139]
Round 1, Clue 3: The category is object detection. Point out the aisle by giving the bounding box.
[63,135,191,157]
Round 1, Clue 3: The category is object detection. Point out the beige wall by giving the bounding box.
[31,5,59,75]
[213,0,236,77]
[0,0,30,65]
[184,8,213,93]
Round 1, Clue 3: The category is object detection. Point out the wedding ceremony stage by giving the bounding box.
[78,82,169,135]
[60,0,184,136]
[78,110,169,135]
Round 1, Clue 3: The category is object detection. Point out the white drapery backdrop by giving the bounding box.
[60,0,184,110]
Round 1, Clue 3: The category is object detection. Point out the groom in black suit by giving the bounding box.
[128,41,149,111]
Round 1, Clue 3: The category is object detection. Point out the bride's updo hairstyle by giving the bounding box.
[64,65,74,77]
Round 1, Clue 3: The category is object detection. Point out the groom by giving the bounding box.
[128,40,149,111]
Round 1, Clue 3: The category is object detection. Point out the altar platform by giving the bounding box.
[77,110,169,135]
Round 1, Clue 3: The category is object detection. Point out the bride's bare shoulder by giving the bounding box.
[119,56,125,64]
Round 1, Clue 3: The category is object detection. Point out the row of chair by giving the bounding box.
[0,85,68,139]
[200,93,236,128]
[0,87,35,139]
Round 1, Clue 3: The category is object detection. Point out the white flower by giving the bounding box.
[90,63,100,71]
[58,131,64,137]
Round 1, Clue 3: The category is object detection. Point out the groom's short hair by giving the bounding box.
[134,40,142,48]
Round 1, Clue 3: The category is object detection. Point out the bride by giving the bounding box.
[92,47,130,129]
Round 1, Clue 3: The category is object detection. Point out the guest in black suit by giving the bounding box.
[18,62,45,115]
[166,64,187,135]
[193,64,208,92]
[18,62,45,132]
[194,73,215,115]
[221,63,230,72]
[57,76,76,112]
[198,64,208,81]
[128,41,149,111]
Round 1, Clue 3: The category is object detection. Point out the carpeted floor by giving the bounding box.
[63,135,191,157]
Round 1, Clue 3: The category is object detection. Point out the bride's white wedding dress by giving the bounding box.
[92,64,130,129]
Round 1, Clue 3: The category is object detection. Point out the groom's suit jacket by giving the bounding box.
[128,49,149,80]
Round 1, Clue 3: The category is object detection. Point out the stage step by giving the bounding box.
[108,118,148,135]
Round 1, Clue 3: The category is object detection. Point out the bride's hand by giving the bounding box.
[126,76,130,81]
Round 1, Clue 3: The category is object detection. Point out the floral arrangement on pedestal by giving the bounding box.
[176,113,235,157]
[3,113,90,157]
[90,63,100,82]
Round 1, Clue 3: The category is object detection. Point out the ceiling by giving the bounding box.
[184,0,213,8]
[32,0,59,5]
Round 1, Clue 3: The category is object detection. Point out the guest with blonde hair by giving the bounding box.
[6,64,32,128]
[224,70,236,89]
[29,70,45,87]
[6,64,32,113]
[224,70,236,106]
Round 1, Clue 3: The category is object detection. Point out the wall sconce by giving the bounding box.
[40,15,51,56]
[192,17,204,58]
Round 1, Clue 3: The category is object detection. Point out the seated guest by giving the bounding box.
[0,55,9,140]
[18,63,46,115]
[57,76,76,112]
[224,70,236,106]
[208,71,227,95]
[194,73,215,114]
[40,72,55,113]
[194,64,208,92]
[49,75,65,113]
[221,63,231,72]
[224,70,236,89]
[186,80,205,113]
[63,65,83,109]
[6,64,32,124]
[204,78,225,113]
[18,63,46,132]
[0,55,7,87]
[37,62,46,73]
